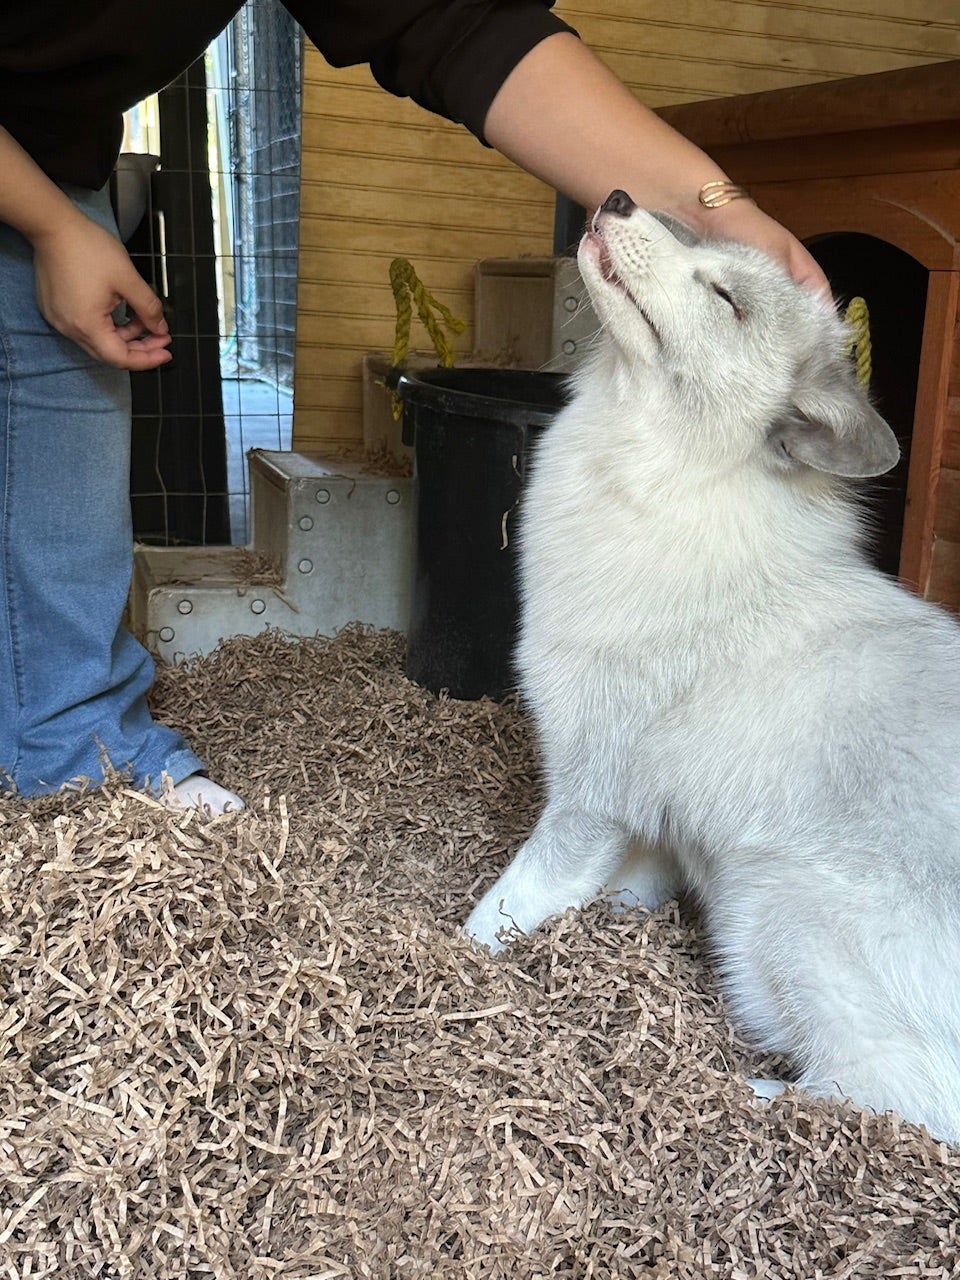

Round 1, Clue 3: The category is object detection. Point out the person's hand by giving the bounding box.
[684,195,831,297]
[30,209,173,370]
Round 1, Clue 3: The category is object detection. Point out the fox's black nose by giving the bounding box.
[600,189,636,217]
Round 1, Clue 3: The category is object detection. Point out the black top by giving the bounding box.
[0,1,574,189]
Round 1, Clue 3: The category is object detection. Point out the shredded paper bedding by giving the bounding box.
[1,627,957,1277]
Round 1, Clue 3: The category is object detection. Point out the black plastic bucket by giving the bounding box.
[394,367,568,700]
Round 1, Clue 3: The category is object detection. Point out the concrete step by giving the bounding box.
[129,451,413,662]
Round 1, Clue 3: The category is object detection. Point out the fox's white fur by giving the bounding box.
[463,196,960,1145]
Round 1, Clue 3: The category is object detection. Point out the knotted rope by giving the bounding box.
[389,258,467,417]
[843,295,872,388]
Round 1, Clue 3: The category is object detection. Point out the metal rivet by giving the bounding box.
[177,599,193,615]
[297,558,314,574]
[158,626,175,643]
[563,296,578,312]
[386,489,401,505]
[250,598,266,615]
[299,515,314,531]
[562,339,577,355]
[315,488,331,505]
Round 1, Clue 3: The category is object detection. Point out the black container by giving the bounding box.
[395,367,568,700]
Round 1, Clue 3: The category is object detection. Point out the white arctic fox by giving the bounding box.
[463,191,960,1145]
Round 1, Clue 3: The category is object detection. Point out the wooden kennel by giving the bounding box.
[658,59,960,606]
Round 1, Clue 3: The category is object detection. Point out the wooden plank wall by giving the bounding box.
[926,282,960,605]
[292,1,959,453]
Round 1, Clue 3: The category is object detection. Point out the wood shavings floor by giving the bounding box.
[1,627,958,1277]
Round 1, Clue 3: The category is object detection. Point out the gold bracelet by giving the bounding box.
[698,179,752,209]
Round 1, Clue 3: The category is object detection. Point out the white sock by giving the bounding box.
[166,773,245,815]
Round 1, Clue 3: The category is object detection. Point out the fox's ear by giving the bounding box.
[767,381,900,479]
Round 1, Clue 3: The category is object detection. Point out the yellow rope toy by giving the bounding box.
[844,295,872,388]
[389,257,467,418]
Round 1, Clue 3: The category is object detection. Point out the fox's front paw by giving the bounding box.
[747,1077,788,1101]
[462,895,517,954]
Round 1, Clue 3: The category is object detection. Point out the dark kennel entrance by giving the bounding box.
[808,233,928,579]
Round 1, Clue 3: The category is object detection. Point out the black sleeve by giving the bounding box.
[282,0,578,142]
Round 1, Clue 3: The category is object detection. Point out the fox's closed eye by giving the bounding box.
[711,282,742,318]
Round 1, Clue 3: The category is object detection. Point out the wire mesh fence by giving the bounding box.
[123,0,302,547]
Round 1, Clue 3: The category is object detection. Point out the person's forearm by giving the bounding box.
[483,34,727,218]
[0,124,86,244]
[483,32,829,293]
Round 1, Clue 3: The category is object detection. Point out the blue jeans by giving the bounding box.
[0,183,204,794]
